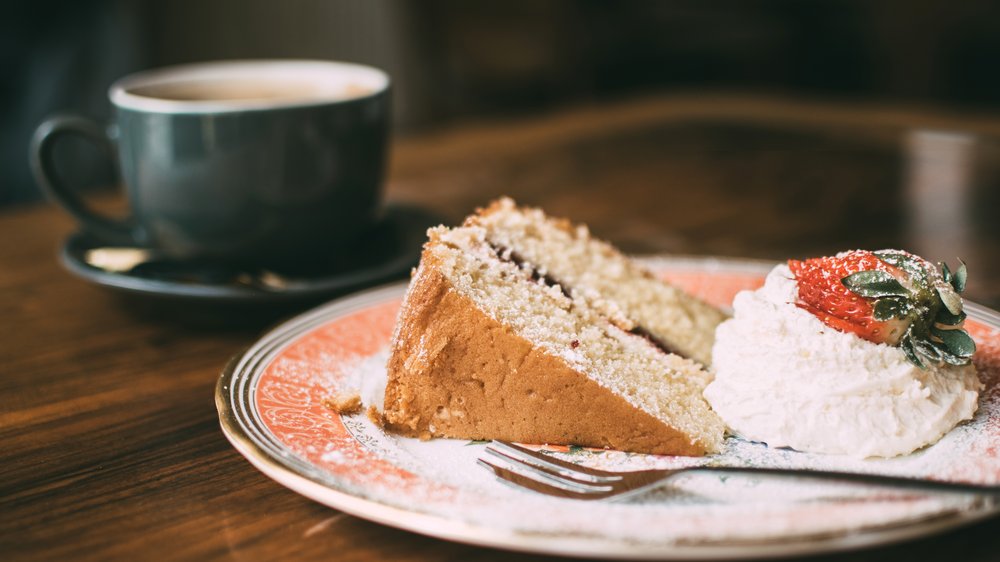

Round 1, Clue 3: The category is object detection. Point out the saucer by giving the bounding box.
[59,204,438,303]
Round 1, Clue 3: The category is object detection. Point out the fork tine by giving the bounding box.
[489,441,623,481]
[481,449,613,492]
[476,457,614,500]
[485,443,621,484]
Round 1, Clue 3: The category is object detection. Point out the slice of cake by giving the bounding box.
[382,199,726,456]
[468,198,728,366]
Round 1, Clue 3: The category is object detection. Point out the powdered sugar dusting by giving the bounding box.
[243,264,1000,551]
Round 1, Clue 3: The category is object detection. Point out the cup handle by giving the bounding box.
[30,115,137,245]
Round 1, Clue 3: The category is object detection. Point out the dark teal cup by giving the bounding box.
[31,60,390,269]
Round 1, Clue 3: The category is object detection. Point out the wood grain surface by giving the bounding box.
[3,95,1000,561]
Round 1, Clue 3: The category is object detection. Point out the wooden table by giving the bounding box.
[4,95,1000,561]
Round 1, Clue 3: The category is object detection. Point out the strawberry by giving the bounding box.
[788,249,975,368]
[789,251,909,344]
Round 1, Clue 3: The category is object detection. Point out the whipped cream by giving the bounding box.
[704,264,982,458]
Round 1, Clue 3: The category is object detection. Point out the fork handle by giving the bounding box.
[691,466,1000,495]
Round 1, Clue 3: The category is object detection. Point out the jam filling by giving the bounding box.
[487,242,687,360]
[627,326,680,358]
[489,243,571,298]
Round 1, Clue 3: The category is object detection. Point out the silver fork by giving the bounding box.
[477,441,1000,501]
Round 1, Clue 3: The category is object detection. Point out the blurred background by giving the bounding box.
[6,0,1000,206]
[4,0,1000,304]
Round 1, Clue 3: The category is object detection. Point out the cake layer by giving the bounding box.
[384,224,725,455]
[468,198,727,365]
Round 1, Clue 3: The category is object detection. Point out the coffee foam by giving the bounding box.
[111,60,388,113]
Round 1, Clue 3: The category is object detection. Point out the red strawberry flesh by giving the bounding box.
[788,250,910,345]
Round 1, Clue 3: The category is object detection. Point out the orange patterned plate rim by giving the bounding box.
[216,256,1000,560]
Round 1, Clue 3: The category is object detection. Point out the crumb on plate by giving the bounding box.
[323,391,362,415]
[366,405,384,428]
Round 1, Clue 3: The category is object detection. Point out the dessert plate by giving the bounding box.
[216,256,1000,559]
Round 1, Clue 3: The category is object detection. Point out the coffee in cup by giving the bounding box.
[31,60,390,269]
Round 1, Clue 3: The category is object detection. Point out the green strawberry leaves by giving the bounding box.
[936,283,964,315]
[935,307,966,326]
[931,326,976,358]
[874,251,931,282]
[899,337,924,368]
[872,297,908,321]
[842,270,909,298]
[841,253,976,369]
[912,337,943,363]
[940,260,968,292]
[937,259,967,314]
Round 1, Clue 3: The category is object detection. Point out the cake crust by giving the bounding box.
[384,250,710,456]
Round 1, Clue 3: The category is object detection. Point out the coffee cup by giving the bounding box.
[31,60,390,269]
